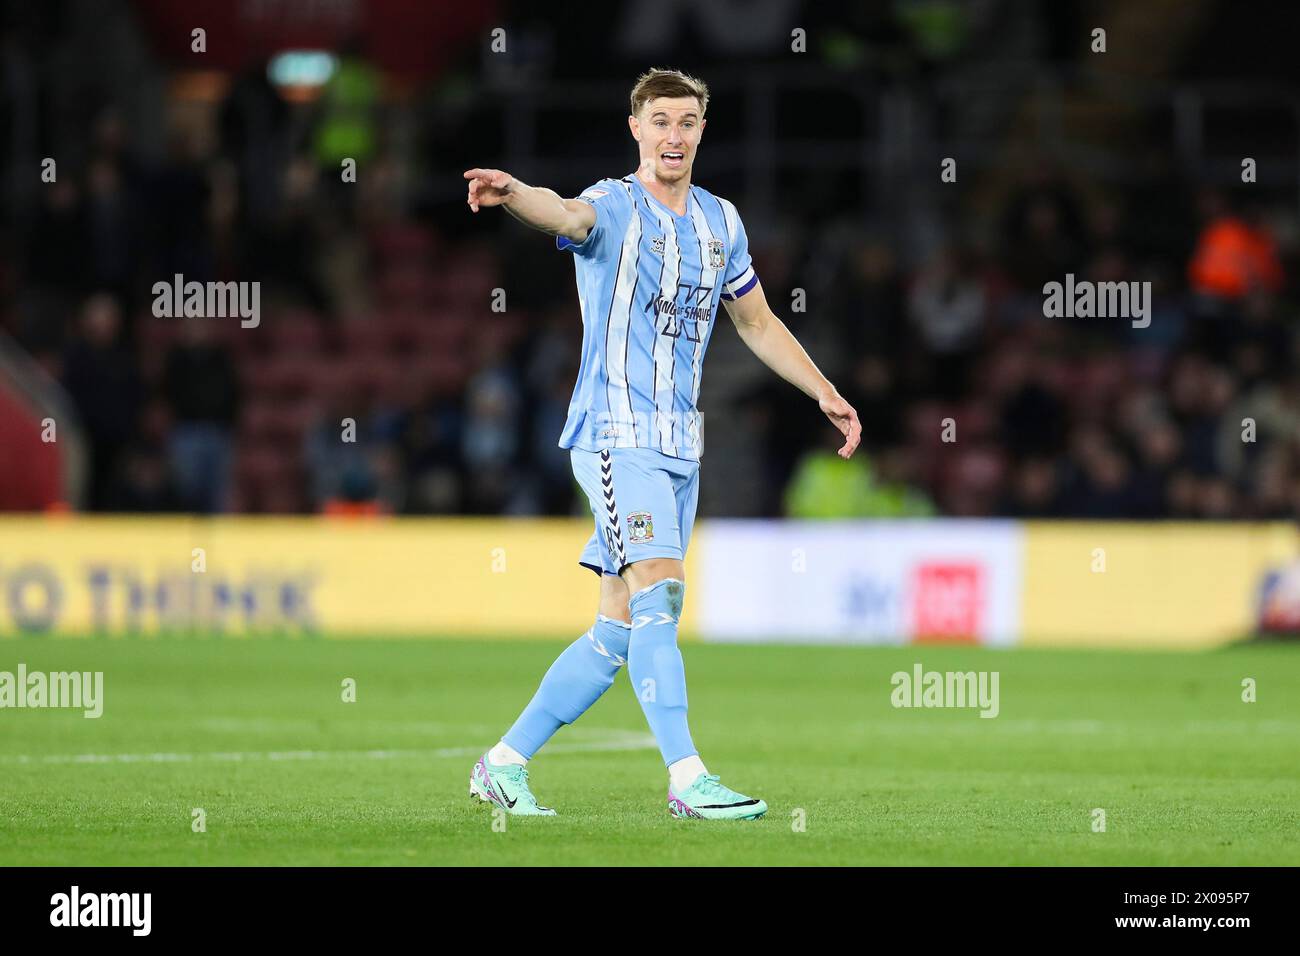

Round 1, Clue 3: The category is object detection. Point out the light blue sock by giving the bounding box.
[627,578,697,766]
[502,615,631,759]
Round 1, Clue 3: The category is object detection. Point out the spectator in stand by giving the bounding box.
[829,234,908,365]
[246,157,330,313]
[149,127,215,283]
[460,345,523,514]
[305,385,374,510]
[388,385,466,514]
[60,294,142,510]
[907,245,987,401]
[1000,165,1088,291]
[85,156,137,304]
[162,318,240,512]
[105,399,180,513]
[998,457,1062,517]
[1064,426,1139,518]
[1187,191,1284,301]
[520,309,581,514]
[21,180,89,353]
[785,432,934,519]
[1127,417,1181,517]
[106,444,181,512]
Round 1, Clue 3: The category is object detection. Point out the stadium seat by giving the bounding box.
[263,310,327,354]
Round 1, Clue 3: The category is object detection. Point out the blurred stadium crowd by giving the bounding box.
[1,0,1297,519]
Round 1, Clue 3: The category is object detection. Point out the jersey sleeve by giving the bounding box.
[555,180,630,261]
[719,201,759,300]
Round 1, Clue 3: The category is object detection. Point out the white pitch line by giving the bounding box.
[0,732,657,766]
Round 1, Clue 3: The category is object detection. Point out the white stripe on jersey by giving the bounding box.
[687,193,720,456]
[604,180,641,446]
[719,196,739,246]
[717,196,755,299]
[648,199,680,457]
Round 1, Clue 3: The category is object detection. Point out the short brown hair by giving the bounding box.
[629,68,709,118]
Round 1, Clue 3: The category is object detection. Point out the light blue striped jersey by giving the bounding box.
[555,173,759,460]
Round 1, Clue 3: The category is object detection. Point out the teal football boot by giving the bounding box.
[469,753,557,816]
[668,772,767,820]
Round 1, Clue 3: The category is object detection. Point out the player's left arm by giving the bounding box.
[722,281,861,459]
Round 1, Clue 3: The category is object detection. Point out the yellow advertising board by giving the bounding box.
[1,516,1290,646]
[0,516,697,638]
[1020,522,1298,648]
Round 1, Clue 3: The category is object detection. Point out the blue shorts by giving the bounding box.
[571,447,700,576]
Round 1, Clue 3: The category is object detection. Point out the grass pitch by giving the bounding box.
[1,636,1297,866]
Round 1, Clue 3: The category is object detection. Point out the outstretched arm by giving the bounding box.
[463,168,596,243]
[722,280,862,459]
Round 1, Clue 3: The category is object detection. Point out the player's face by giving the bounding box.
[630,97,705,184]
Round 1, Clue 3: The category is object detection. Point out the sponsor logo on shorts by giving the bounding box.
[627,511,654,543]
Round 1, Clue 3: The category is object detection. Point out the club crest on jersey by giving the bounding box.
[650,235,666,255]
[627,511,654,543]
[708,239,726,270]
